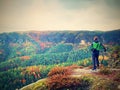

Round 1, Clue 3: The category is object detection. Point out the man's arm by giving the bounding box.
[100,43,106,52]
[90,43,94,51]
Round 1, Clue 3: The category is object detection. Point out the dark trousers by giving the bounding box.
[92,51,99,69]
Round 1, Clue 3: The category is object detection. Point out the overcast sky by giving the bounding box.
[0,0,120,33]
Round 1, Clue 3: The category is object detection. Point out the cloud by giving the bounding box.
[0,0,120,32]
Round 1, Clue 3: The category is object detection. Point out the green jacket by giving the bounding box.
[91,41,106,52]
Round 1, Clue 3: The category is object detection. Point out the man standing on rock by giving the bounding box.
[91,36,106,70]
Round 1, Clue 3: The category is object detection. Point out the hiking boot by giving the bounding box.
[92,68,96,71]
[97,66,99,69]
[91,69,97,72]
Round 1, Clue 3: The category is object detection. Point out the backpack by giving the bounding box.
[91,42,101,52]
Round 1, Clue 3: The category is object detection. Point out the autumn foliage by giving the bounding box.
[48,75,82,90]
[47,66,92,90]
[113,72,120,82]
[20,56,30,61]
[99,67,112,75]
[48,66,71,77]
[20,66,41,84]
[47,66,72,89]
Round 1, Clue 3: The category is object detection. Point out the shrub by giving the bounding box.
[47,75,94,90]
[99,67,112,75]
[91,79,119,90]
[48,66,71,77]
[47,75,80,90]
[113,72,120,82]
[47,66,94,90]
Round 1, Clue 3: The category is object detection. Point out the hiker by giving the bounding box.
[91,36,106,70]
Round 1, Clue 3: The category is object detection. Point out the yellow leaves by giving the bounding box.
[99,55,109,61]
[33,79,47,90]
[83,60,87,66]
[26,66,40,72]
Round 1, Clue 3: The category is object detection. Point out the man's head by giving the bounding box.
[94,36,98,41]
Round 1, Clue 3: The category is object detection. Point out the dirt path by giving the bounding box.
[71,67,120,79]
[71,68,99,77]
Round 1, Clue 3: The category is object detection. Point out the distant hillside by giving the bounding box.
[0,30,120,62]
[0,29,120,90]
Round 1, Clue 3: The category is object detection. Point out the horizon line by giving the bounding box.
[0,29,120,34]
